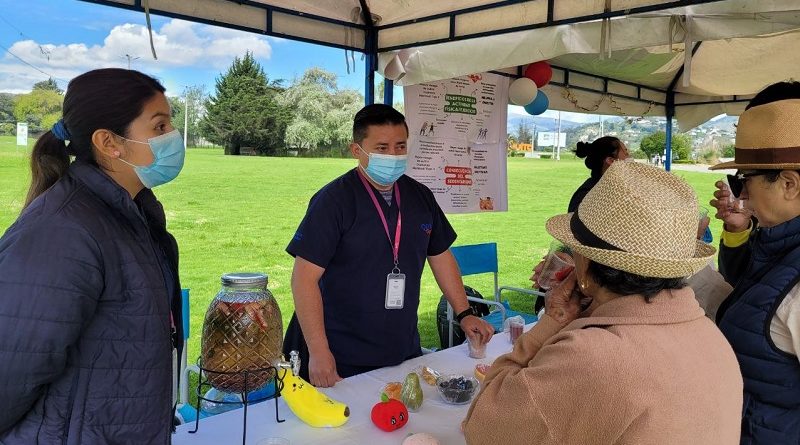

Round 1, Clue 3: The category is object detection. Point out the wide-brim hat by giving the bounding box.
[546,161,715,278]
[711,99,800,171]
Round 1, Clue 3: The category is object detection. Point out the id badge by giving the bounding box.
[385,273,406,309]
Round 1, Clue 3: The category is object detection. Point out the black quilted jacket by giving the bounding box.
[0,161,183,444]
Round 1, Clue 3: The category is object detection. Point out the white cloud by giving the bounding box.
[0,19,273,93]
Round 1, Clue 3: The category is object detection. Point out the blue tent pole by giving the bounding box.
[365,53,376,105]
[384,78,394,105]
[665,92,675,172]
[361,1,377,106]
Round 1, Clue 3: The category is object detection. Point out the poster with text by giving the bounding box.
[404,72,509,214]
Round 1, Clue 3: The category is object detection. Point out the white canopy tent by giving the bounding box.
[78,0,800,168]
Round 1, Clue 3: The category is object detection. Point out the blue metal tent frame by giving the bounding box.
[78,0,750,170]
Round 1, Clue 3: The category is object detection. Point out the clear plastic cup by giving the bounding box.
[467,337,486,359]
[721,178,746,213]
[508,318,524,344]
[537,241,575,290]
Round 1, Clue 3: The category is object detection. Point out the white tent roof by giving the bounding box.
[88,1,728,52]
[84,0,800,128]
[376,0,800,129]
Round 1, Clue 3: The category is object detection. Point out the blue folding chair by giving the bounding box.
[445,243,544,348]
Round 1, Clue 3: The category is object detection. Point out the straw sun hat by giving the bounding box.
[546,161,715,278]
[711,99,800,171]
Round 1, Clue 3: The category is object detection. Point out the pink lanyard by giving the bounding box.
[357,169,402,268]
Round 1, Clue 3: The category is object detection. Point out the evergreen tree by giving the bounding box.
[32,78,63,94]
[201,52,292,155]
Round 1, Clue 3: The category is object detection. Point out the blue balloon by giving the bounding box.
[524,91,549,115]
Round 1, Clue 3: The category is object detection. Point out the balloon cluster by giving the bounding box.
[508,61,552,115]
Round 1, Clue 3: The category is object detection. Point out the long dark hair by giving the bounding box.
[575,136,622,178]
[25,68,166,208]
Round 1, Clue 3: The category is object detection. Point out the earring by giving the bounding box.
[579,280,588,292]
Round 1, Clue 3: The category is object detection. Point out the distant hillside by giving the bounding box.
[507,116,585,132]
[507,111,739,154]
[697,115,738,132]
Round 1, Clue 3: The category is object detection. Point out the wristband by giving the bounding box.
[456,307,476,323]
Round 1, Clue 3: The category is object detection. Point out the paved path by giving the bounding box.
[642,162,736,174]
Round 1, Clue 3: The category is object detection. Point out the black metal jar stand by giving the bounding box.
[189,364,285,445]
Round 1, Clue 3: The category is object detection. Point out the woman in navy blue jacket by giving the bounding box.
[0,68,185,444]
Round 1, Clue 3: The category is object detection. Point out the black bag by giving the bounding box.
[436,286,491,350]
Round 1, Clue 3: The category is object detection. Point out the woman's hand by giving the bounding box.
[709,180,752,232]
[544,270,582,326]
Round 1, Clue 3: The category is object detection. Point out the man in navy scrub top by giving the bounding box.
[283,104,494,387]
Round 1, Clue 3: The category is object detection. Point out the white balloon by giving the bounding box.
[508,77,538,106]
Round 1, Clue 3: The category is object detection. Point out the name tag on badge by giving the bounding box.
[385,273,405,309]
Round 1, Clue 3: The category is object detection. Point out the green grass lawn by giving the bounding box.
[0,135,725,369]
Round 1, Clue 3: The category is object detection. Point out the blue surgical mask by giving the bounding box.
[357,144,407,186]
[118,129,185,188]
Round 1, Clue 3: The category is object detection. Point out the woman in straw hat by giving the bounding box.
[463,161,742,445]
[708,82,800,444]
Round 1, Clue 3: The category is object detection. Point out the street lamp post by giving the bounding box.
[122,54,140,69]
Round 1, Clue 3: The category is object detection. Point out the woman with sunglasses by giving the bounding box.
[709,81,800,444]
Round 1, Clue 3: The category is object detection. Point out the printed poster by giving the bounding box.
[404,72,509,214]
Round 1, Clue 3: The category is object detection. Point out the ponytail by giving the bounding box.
[24,131,71,208]
[573,136,621,177]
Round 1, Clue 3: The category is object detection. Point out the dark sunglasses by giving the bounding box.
[727,172,768,198]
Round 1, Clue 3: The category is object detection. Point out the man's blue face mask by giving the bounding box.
[357,143,407,186]
[117,129,186,188]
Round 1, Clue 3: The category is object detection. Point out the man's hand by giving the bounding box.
[460,315,494,345]
[710,180,752,232]
[544,270,582,326]
[308,348,342,388]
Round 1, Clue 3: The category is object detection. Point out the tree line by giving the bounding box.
[2,52,368,157]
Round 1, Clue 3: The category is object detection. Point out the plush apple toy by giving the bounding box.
[371,393,409,432]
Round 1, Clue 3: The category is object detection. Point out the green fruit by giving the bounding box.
[400,372,423,412]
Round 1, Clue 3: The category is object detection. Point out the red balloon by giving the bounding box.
[524,61,552,87]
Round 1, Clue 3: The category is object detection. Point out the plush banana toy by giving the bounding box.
[277,352,350,428]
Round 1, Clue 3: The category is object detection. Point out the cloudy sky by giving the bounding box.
[0,0,598,123]
[0,0,367,95]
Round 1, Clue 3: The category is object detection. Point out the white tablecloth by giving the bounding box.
[173,324,533,445]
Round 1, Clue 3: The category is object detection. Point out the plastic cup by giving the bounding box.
[509,318,524,344]
[467,337,486,359]
[721,178,746,213]
[538,241,575,290]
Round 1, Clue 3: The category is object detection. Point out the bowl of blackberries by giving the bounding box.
[436,374,479,405]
